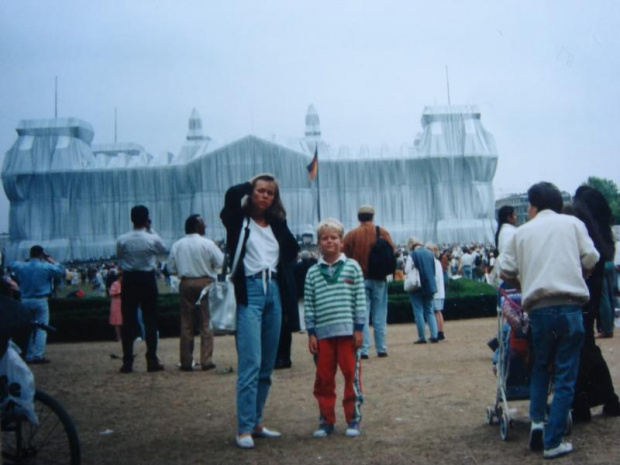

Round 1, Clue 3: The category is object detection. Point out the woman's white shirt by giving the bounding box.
[434,258,445,299]
[497,223,517,255]
[244,219,279,276]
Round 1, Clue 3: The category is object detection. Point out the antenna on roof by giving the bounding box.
[54,76,58,118]
[445,66,451,106]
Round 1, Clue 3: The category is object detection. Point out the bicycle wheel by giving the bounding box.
[2,390,81,464]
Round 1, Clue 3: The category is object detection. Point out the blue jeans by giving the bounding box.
[598,262,616,335]
[462,265,472,280]
[235,277,282,434]
[362,279,388,356]
[22,298,49,360]
[529,305,584,450]
[409,293,437,341]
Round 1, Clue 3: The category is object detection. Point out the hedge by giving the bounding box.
[387,278,497,324]
[47,293,182,343]
[46,278,498,343]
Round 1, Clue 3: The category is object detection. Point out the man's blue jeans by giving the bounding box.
[529,305,584,450]
[409,293,437,341]
[362,279,388,356]
[462,265,473,280]
[235,277,282,434]
[21,298,49,361]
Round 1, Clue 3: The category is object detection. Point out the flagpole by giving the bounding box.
[315,143,321,222]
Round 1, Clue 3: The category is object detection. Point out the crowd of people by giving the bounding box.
[1,175,619,459]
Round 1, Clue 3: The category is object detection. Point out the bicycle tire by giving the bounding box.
[2,389,81,465]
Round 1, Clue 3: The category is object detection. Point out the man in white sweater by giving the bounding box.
[499,182,599,460]
[168,214,223,371]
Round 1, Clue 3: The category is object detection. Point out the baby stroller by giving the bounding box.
[486,287,530,440]
[486,288,573,440]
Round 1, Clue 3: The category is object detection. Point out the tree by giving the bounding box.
[583,176,620,224]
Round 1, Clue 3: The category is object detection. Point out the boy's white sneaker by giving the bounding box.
[345,422,361,437]
[544,441,573,459]
[312,424,334,438]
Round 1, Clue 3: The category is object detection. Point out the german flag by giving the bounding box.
[307,146,318,181]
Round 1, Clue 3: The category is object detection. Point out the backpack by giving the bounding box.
[474,254,482,267]
[367,226,396,280]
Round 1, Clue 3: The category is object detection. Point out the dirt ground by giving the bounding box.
[31,318,620,465]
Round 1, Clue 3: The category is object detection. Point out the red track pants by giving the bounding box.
[314,336,364,426]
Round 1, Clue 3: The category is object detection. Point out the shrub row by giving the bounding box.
[386,278,497,324]
[47,279,497,343]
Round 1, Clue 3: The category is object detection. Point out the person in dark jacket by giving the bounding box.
[275,251,317,369]
[220,174,300,449]
[567,186,620,421]
[404,237,438,344]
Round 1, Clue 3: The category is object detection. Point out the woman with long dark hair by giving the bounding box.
[569,185,620,421]
[220,174,300,449]
[495,205,517,253]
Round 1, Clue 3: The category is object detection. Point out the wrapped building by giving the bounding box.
[2,105,498,262]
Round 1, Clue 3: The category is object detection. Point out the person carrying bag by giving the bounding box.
[201,218,250,335]
[220,174,300,449]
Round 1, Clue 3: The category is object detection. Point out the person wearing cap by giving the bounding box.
[343,205,395,359]
[167,214,224,371]
[9,245,64,364]
[116,205,168,373]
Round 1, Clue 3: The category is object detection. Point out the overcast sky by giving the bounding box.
[1,0,619,233]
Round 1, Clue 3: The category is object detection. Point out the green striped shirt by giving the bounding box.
[304,255,366,340]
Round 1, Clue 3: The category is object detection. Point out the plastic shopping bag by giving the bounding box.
[207,278,237,335]
[196,277,237,335]
[0,343,37,423]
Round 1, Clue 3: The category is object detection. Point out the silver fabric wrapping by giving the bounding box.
[2,105,497,261]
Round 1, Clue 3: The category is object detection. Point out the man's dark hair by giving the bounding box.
[131,205,150,226]
[185,214,202,234]
[527,182,563,213]
[358,212,374,222]
[30,245,44,258]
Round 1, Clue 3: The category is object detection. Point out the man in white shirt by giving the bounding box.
[168,214,224,371]
[116,205,168,373]
[499,182,599,459]
[459,248,474,279]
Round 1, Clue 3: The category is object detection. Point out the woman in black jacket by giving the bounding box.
[567,186,620,421]
[220,174,299,449]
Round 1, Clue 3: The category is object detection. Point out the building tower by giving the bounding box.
[304,104,321,140]
[187,108,208,142]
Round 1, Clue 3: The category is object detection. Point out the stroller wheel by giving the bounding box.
[486,407,495,425]
[500,413,510,441]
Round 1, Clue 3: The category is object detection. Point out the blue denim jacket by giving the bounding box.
[9,260,64,298]
[411,247,437,296]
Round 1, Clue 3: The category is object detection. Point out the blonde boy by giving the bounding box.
[304,218,366,438]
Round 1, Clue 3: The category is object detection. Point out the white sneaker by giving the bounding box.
[235,435,255,449]
[345,422,361,437]
[544,441,573,459]
[312,425,334,438]
[253,427,281,438]
[529,421,544,451]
